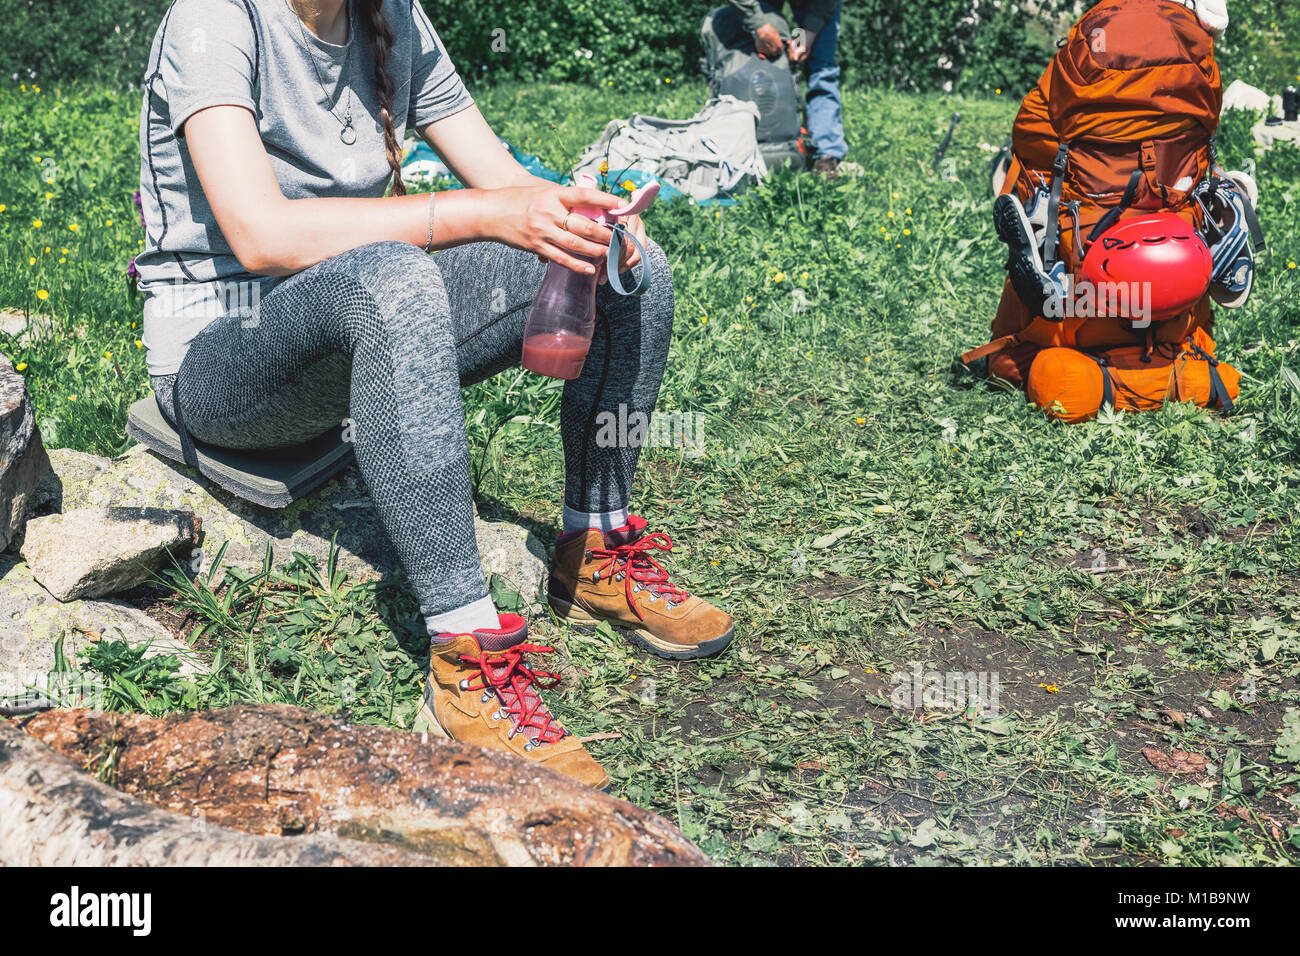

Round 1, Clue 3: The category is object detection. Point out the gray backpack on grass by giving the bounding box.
[571,95,768,203]
[699,4,804,170]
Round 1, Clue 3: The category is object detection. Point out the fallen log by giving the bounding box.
[9,704,709,866]
[0,718,441,866]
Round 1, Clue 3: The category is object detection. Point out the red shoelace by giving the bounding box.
[458,644,567,745]
[590,532,691,621]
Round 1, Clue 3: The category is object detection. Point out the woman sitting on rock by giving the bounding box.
[135,0,735,790]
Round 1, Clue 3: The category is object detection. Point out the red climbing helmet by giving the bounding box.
[1080,212,1212,321]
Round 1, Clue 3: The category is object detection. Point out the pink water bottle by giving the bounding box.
[521,175,658,379]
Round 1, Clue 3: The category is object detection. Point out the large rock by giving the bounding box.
[0,554,207,710]
[21,506,201,601]
[34,445,549,600]
[0,356,50,552]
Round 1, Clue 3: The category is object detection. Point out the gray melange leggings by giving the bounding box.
[151,239,673,619]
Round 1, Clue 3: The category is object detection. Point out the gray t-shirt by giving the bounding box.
[137,0,473,375]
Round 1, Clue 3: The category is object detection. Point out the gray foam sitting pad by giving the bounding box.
[125,395,354,509]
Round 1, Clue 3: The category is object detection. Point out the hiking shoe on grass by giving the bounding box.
[811,156,841,178]
[548,516,735,661]
[415,613,610,790]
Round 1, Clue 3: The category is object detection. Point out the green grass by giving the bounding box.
[3,77,1300,865]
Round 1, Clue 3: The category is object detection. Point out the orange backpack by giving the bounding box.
[965,0,1237,419]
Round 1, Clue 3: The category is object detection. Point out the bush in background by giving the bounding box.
[2,1,1297,99]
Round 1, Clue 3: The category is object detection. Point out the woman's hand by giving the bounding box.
[484,184,625,276]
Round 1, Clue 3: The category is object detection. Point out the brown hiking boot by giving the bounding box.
[415,613,610,790]
[811,156,842,179]
[548,516,735,660]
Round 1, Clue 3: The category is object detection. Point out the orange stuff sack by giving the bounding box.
[1025,328,1238,423]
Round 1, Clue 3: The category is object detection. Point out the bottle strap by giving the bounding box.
[605,222,652,297]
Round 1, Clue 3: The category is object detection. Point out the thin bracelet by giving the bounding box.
[423,191,436,253]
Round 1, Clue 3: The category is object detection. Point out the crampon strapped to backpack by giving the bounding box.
[962,0,1265,423]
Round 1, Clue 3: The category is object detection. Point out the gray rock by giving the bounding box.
[0,554,207,709]
[0,309,54,344]
[0,356,50,552]
[21,506,202,602]
[35,445,550,601]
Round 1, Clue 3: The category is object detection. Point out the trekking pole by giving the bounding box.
[931,112,962,174]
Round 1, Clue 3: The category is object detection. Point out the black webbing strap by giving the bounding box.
[1188,340,1235,414]
[1238,185,1267,254]
[1090,352,1114,411]
[1087,170,1143,246]
[1042,142,1070,268]
[171,378,200,469]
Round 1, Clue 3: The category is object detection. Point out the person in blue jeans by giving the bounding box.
[726,0,847,176]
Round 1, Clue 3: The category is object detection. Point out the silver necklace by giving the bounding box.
[287,0,358,145]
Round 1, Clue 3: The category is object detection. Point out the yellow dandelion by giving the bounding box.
[68,394,78,402]
[903,228,911,236]
[905,207,912,215]
[44,178,52,185]
[31,219,43,228]
[43,246,50,253]
[135,339,143,349]
[67,223,79,232]
[36,289,49,301]
[104,350,112,360]
[60,248,67,255]
[105,219,113,227]
[855,417,865,425]
[15,362,27,371]
[0,204,6,212]
[28,257,35,266]
[44,192,53,200]
[995,88,1002,94]
[58,257,65,264]
[887,211,895,219]
[800,271,809,280]
[1288,261,1296,269]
